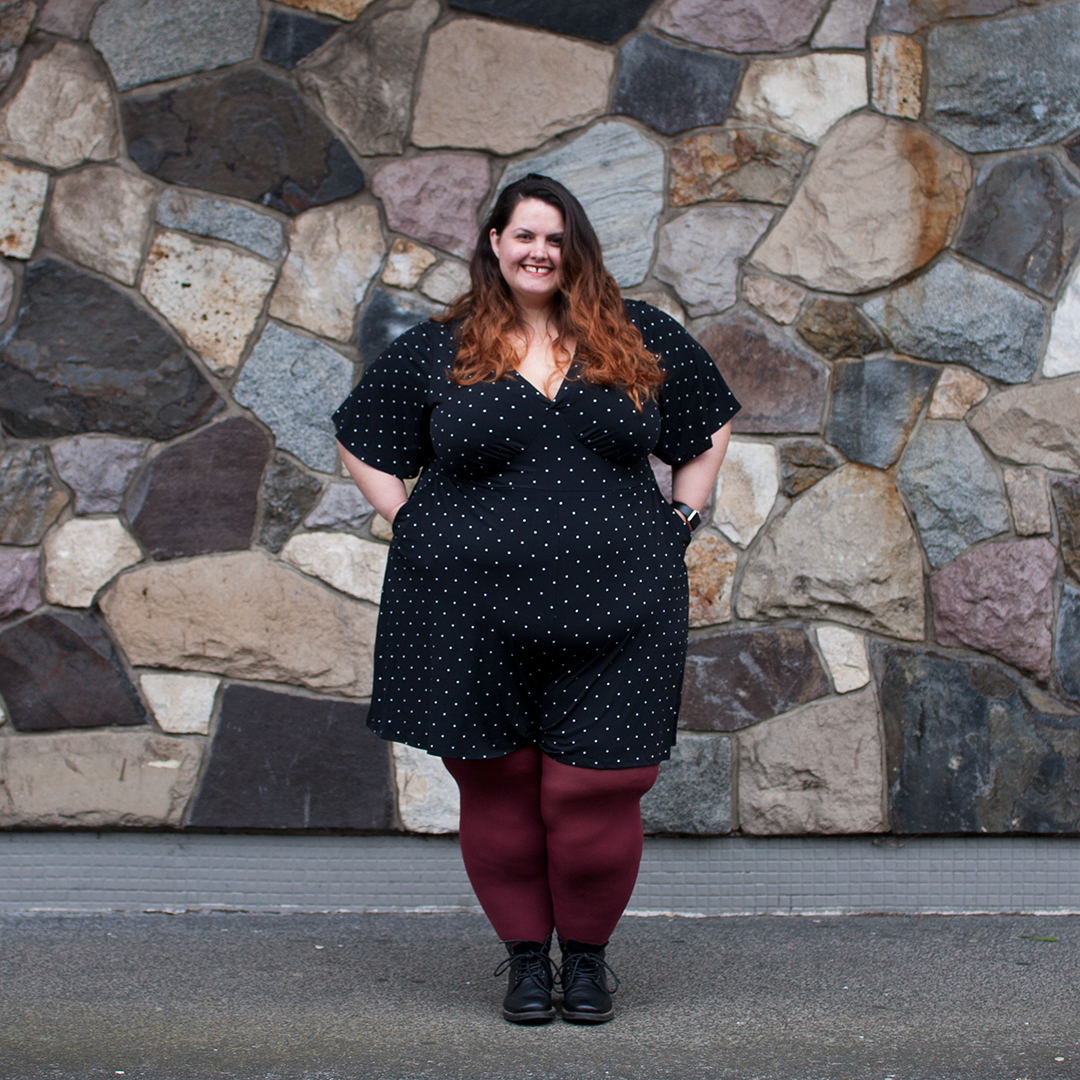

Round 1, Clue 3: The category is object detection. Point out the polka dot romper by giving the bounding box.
[333,301,741,768]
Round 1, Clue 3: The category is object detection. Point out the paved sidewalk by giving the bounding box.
[1,911,1076,1080]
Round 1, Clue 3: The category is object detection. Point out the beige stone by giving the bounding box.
[713,439,779,547]
[754,113,970,293]
[370,515,393,541]
[623,290,686,326]
[814,625,870,693]
[0,157,47,259]
[100,551,379,697]
[686,529,736,628]
[139,672,219,735]
[737,687,887,835]
[969,377,1080,474]
[1004,467,1051,537]
[0,730,203,827]
[928,366,989,419]
[737,464,926,639]
[280,532,388,605]
[420,259,470,304]
[278,0,374,18]
[735,53,867,144]
[43,517,142,608]
[382,238,436,289]
[0,41,119,169]
[741,272,805,325]
[411,19,613,156]
[871,34,922,120]
[392,742,459,834]
[45,165,156,285]
[270,202,384,343]
[140,229,276,375]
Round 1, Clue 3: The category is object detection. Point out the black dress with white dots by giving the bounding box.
[332,301,740,768]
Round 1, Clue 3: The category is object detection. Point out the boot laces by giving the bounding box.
[493,947,554,987]
[556,951,620,994]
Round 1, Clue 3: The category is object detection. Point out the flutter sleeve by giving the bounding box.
[625,300,741,467]
[332,322,435,478]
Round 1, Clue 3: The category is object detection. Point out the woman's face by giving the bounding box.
[490,198,564,311]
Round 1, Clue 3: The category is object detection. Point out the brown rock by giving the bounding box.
[1004,467,1050,537]
[737,687,887,835]
[1052,477,1080,584]
[698,313,828,434]
[670,126,808,208]
[741,272,804,325]
[0,445,68,545]
[927,367,988,419]
[382,239,436,289]
[0,0,35,49]
[278,0,374,17]
[100,551,379,697]
[754,112,970,293]
[36,0,100,37]
[411,19,612,155]
[932,538,1057,681]
[685,529,736,627]
[778,439,842,497]
[871,34,922,120]
[654,0,829,51]
[795,298,885,359]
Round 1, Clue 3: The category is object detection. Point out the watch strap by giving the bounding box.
[671,501,701,532]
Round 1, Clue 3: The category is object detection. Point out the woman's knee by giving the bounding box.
[443,744,542,788]
[541,755,660,807]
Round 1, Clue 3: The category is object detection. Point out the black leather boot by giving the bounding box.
[494,938,556,1024]
[557,938,619,1024]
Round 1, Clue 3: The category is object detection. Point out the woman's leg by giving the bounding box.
[442,745,554,943]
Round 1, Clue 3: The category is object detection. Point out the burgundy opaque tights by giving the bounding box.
[443,745,659,945]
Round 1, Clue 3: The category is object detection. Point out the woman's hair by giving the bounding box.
[438,173,664,410]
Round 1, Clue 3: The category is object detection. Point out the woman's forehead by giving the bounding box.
[505,198,564,232]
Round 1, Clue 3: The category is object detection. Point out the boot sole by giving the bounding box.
[560,1008,614,1024]
[502,1007,556,1024]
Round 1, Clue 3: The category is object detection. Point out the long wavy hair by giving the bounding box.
[438,174,664,410]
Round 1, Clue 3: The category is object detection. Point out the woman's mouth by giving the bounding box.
[522,264,553,275]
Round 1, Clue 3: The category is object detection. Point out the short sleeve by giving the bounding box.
[626,301,741,467]
[332,324,434,478]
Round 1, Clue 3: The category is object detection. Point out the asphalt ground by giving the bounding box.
[0,911,1077,1080]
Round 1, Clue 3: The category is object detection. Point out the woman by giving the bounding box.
[334,175,738,1025]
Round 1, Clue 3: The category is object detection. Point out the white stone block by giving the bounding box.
[713,439,779,547]
[0,158,48,259]
[815,625,870,693]
[139,671,220,735]
[382,238,436,289]
[1044,264,1080,377]
[280,532,388,604]
[420,259,470,304]
[392,742,459,834]
[43,517,142,608]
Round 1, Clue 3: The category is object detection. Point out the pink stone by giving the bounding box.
[371,153,489,259]
[0,547,40,617]
[931,538,1057,680]
[654,0,829,52]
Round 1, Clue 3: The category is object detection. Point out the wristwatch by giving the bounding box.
[671,501,701,533]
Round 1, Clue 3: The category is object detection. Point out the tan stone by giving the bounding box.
[412,19,613,156]
[814,625,870,693]
[0,41,119,169]
[392,742,459,834]
[737,687,887,835]
[45,165,156,285]
[736,464,925,639]
[100,551,379,697]
[1004,467,1051,537]
[43,517,142,608]
[713,439,778,548]
[735,53,867,144]
[280,532,388,604]
[270,202,385,343]
[754,113,970,293]
[969,377,1080,473]
[140,229,277,375]
[928,366,989,419]
[871,34,922,120]
[277,0,374,18]
[686,529,736,628]
[420,259,470,305]
[0,157,47,259]
[741,272,805,325]
[382,238,436,289]
[139,671,220,735]
[0,730,203,827]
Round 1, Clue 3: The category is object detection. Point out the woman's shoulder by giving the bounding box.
[373,318,457,373]
[621,298,697,362]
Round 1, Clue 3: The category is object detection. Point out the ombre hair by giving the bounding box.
[438,174,664,410]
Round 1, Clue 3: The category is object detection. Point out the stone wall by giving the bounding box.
[0,0,1078,837]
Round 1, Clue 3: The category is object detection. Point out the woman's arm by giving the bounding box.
[337,441,409,525]
[671,422,732,525]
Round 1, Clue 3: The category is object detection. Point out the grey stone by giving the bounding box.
[655,204,774,317]
[956,155,1080,299]
[641,733,731,835]
[925,4,1080,153]
[358,289,432,368]
[1004,467,1051,537]
[0,546,39,617]
[813,0,876,47]
[654,0,830,52]
[778,439,841,498]
[304,482,374,531]
[873,642,1080,834]
[1051,477,1080,585]
[257,453,323,554]
[0,445,68,545]
[876,0,1019,33]
[501,122,665,288]
[50,435,148,515]
[796,299,885,360]
[826,357,937,469]
[897,420,1010,568]
[680,626,831,732]
[0,260,222,440]
[188,685,395,830]
[447,0,653,43]
[156,189,285,262]
[37,0,100,38]
[234,322,354,474]
[863,256,1047,384]
[1055,584,1080,705]
[613,34,740,137]
[90,0,261,92]
[261,9,338,69]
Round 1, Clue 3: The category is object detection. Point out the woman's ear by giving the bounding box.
[489,228,500,257]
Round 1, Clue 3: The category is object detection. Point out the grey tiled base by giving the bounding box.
[2,832,1078,915]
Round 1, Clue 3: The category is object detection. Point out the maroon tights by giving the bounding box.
[442,745,659,945]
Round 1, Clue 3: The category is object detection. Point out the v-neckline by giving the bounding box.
[513,358,578,402]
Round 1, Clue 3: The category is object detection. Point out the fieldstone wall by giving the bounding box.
[0,0,1078,838]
